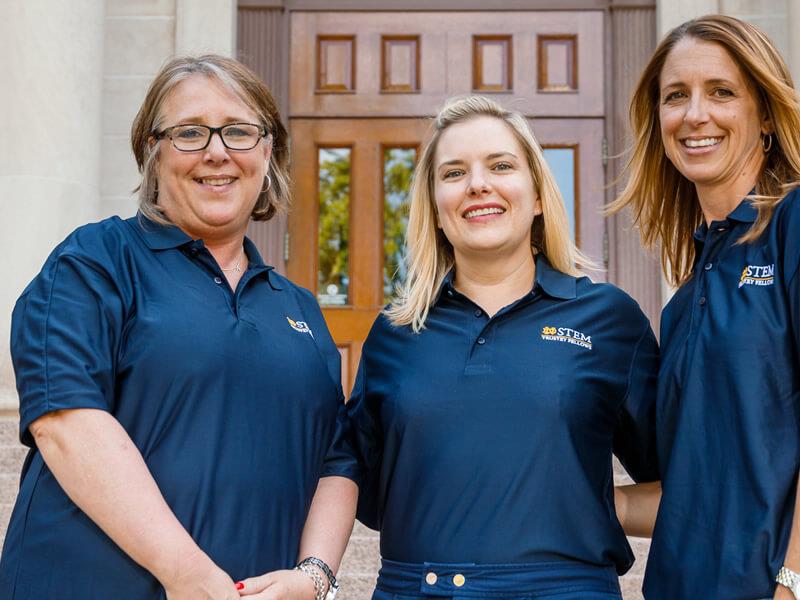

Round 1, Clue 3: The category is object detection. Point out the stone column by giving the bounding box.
[657,0,720,35]
[788,0,800,89]
[176,0,237,56]
[0,0,105,410]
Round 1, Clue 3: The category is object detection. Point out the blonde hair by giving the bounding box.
[386,95,591,332]
[608,15,800,287]
[130,54,290,224]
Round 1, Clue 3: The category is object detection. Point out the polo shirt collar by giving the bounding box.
[134,212,194,250]
[534,253,577,300]
[132,212,280,288]
[693,197,757,242]
[243,236,282,290]
[438,253,576,302]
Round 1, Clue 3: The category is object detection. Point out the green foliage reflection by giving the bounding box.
[383,148,416,302]
[318,148,351,305]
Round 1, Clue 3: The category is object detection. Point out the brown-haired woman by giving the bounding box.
[0,54,355,600]
[610,14,800,600]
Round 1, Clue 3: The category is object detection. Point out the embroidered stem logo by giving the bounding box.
[738,264,774,288]
[541,326,593,350]
[286,316,314,338]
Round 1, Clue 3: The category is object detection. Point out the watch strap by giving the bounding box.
[777,566,800,598]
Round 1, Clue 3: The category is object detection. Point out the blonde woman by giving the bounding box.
[610,15,800,600]
[259,96,659,600]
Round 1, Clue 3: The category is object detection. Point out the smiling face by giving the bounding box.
[659,38,769,200]
[155,74,271,241]
[433,115,542,264]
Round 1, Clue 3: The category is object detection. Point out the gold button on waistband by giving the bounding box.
[453,574,465,587]
[425,572,438,585]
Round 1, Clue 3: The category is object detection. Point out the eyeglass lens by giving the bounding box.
[170,124,262,151]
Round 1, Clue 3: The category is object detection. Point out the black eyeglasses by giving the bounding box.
[154,123,268,152]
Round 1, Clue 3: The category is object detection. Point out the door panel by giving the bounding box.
[532,118,606,275]
[290,11,604,118]
[288,119,431,391]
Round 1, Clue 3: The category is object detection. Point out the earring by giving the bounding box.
[762,133,774,153]
[261,173,272,193]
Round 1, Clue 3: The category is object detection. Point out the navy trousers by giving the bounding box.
[371,559,623,599]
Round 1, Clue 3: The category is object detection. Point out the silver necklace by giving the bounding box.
[221,250,245,273]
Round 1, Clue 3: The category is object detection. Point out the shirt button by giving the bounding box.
[214,276,223,285]
[477,337,486,345]
[453,574,466,587]
[446,289,453,297]
[425,572,437,585]
[474,308,482,317]
[704,263,713,271]
[190,247,199,256]
[699,296,707,306]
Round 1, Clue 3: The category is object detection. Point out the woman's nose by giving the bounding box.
[683,94,710,127]
[204,131,230,161]
[467,168,490,195]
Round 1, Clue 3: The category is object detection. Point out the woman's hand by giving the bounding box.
[162,548,240,600]
[237,569,317,599]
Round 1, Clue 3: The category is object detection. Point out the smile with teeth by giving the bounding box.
[196,177,236,186]
[464,207,505,219]
[682,137,722,148]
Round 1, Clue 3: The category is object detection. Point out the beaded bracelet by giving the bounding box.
[295,563,326,600]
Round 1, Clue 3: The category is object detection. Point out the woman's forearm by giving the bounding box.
[297,475,359,572]
[615,481,662,538]
[237,476,358,598]
[30,408,231,593]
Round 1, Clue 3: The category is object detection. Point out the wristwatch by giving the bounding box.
[777,566,800,598]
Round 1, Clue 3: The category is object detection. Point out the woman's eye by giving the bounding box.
[712,88,734,98]
[224,126,250,138]
[493,162,513,171]
[663,91,685,103]
[175,127,205,139]
[443,169,465,179]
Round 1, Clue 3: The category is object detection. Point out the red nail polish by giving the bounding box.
[236,582,244,590]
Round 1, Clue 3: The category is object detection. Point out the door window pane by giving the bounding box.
[383,147,416,302]
[542,147,577,243]
[317,147,351,305]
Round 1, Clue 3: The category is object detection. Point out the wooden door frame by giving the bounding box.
[237,0,663,329]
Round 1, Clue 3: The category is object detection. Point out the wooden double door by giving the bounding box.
[287,119,431,391]
[285,10,607,392]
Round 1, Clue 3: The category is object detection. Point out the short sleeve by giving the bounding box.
[11,252,126,447]
[779,192,800,357]
[612,320,660,482]
[321,359,383,530]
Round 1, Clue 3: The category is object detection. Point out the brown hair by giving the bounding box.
[130,54,290,223]
[608,15,800,287]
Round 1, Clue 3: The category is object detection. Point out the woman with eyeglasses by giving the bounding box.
[0,55,355,600]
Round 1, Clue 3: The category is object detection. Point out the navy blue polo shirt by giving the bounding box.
[0,214,343,600]
[644,191,800,599]
[324,255,659,573]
